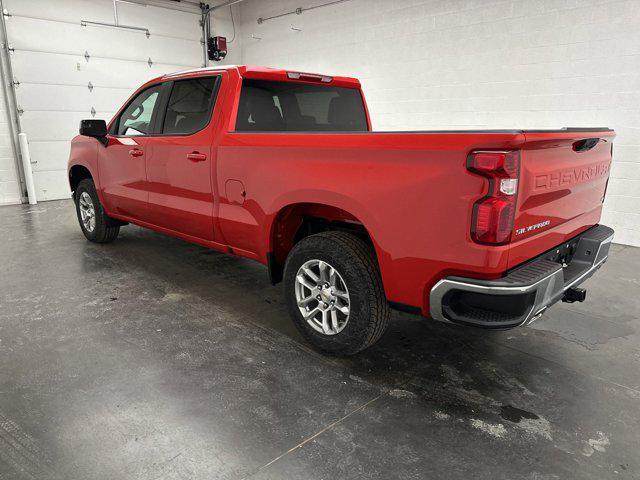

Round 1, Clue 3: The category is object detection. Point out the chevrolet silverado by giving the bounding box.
[68,65,615,355]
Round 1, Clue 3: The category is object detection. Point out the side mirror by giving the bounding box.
[79,119,108,144]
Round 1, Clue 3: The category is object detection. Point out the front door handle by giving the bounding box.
[129,149,144,157]
[187,152,207,162]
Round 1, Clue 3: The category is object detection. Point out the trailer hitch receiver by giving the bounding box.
[562,287,587,303]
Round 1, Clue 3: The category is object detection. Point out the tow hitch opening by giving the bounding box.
[562,287,587,303]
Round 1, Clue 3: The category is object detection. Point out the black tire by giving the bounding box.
[74,178,120,243]
[283,231,390,356]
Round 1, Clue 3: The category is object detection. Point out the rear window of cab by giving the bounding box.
[235,79,368,132]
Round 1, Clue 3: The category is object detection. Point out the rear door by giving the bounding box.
[508,129,615,268]
[144,75,221,241]
[99,84,163,220]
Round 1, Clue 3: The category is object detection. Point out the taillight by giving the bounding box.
[467,150,520,245]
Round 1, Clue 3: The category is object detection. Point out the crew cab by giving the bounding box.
[68,65,615,355]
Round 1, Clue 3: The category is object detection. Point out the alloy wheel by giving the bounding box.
[294,259,350,335]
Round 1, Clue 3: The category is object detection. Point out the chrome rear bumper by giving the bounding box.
[429,225,614,328]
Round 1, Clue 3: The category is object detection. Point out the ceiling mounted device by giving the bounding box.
[207,36,227,61]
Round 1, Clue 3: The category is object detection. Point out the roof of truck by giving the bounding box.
[160,65,361,87]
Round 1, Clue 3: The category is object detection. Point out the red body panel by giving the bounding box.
[216,131,526,310]
[68,65,615,316]
[99,136,149,221]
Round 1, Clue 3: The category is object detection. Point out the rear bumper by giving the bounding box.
[429,224,614,328]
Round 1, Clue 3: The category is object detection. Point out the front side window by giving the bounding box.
[162,77,218,135]
[235,79,368,132]
[116,85,162,136]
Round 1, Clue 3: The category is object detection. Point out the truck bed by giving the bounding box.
[220,126,614,313]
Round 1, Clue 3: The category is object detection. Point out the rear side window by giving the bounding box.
[162,77,218,135]
[116,84,162,136]
[235,79,367,132]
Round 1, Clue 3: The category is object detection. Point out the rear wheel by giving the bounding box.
[74,179,120,243]
[283,231,390,356]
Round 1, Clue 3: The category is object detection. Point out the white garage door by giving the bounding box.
[4,0,205,201]
[0,83,21,205]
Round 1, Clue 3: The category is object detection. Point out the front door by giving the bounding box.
[144,76,220,241]
[99,84,163,220]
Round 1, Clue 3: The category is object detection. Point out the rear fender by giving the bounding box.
[266,195,387,288]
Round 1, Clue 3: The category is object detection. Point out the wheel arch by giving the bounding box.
[68,164,94,195]
[266,202,382,286]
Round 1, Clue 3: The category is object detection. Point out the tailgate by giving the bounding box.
[508,128,615,268]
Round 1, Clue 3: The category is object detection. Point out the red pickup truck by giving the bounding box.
[68,65,615,355]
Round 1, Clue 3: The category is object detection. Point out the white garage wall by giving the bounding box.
[3,0,213,201]
[235,0,640,247]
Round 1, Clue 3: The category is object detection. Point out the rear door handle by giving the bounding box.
[187,152,207,162]
[129,149,144,157]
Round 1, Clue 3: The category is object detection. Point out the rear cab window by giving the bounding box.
[235,79,368,132]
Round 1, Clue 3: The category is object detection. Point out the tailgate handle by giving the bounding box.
[573,138,600,153]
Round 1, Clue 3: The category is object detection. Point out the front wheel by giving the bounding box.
[74,178,120,243]
[283,231,390,356]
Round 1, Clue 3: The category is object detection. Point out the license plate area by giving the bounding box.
[545,238,581,265]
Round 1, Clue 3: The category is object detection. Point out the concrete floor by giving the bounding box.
[1,200,639,480]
